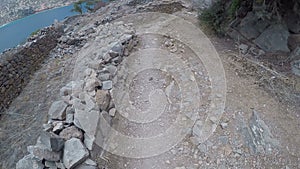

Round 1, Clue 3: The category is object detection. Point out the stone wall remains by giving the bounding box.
[0,26,63,113]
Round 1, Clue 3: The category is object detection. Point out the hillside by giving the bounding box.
[0,0,299,169]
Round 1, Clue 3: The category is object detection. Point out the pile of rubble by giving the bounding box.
[16,20,137,169]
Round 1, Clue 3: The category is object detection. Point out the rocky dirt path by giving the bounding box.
[0,1,299,169]
[92,11,299,169]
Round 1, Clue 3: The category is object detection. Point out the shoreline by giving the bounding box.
[0,0,78,26]
[0,4,74,28]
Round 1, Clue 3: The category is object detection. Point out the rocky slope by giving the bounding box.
[0,0,299,169]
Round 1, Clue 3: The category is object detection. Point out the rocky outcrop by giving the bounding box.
[222,1,300,55]
[253,24,290,53]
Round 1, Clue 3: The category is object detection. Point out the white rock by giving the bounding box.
[102,80,112,90]
[109,108,116,117]
[52,121,64,133]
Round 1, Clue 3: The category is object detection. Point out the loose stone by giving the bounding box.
[63,138,89,169]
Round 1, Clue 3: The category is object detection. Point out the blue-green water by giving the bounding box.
[0,5,80,53]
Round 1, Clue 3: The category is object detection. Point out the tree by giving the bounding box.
[72,0,84,14]
[72,0,105,14]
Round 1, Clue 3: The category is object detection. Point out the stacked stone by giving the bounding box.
[0,26,63,114]
[16,21,137,169]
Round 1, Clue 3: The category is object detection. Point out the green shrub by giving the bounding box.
[199,0,241,36]
[30,29,40,36]
[199,1,227,36]
[228,0,240,19]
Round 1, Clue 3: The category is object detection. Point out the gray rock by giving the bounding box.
[110,43,123,55]
[72,80,85,98]
[43,123,53,132]
[248,46,261,56]
[285,11,300,34]
[102,80,112,90]
[52,121,64,133]
[45,161,57,169]
[289,47,300,61]
[66,106,75,114]
[104,65,117,75]
[238,12,269,40]
[74,109,99,137]
[85,77,101,92]
[37,132,64,152]
[198,143,207,153]
[27,145,61,161]
[239,44,248,54]
[84,93,97,111]
[192,120,203,137]
[109,50,120,58]
[60,86,72,96]
[192,0,214,9]
[98,73,111,81]
[254,24,290,52]
[75,164,97,169]
[59,126,83,141]
[288,34,300,51]
[63,138,89,169]
[219,136,229,144]
[66,113,74,124]
[112,56,123,64]
[84,68,93,77]
[48,100,68,120]
[239,110,280,155]
[16,154,44,169]
[250,111,280,152]
[109,108,116,117]
[89,60,104,70]
[84,159,97,166]
[72,98,86,111]
[84,133,95,151]
[220,122,228,129]
[291,60,300,76]
[95,90,111,111]
[56,162,66,169]
[102,53,112,62]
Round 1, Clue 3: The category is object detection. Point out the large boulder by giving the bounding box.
[288,34,300,51]
[254,24,290,52]
[284,11,300,34]
[16,154,44,169]
[238,12,269,40]
[27,132,64,161]
[74,109,100,137]
[63,138,89,169]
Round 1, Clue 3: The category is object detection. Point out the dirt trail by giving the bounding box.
[91,11,299,169]
[0,1,299,169]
